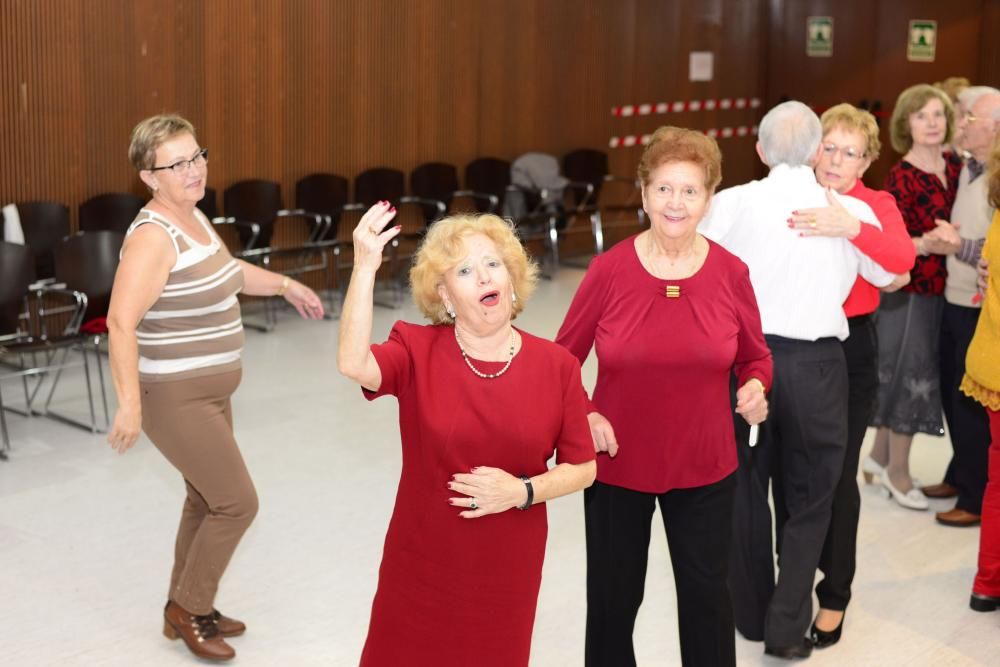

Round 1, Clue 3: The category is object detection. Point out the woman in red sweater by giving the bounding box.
[789,104,916,648]
[556,127,772,667]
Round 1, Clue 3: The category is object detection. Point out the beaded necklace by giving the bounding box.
[454,325,516,379]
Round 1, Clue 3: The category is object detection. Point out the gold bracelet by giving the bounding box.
[276,276,291,297]
[746,377,766,394]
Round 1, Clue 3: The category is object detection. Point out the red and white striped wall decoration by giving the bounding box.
[609,125,759,149]
[611,97,762,117]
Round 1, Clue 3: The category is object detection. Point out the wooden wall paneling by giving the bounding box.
[609,0,766,188]
[283,0,337,188]
[764,0,986,188]
[476,0,540,160]
[3,0,775,236]
[687,0,767,187]
[869,0,983,185]
[765,0,878,109]
[603,0,639,178]
[980,0,1000,85]
[412,0,479,169]
[80,0,140,200]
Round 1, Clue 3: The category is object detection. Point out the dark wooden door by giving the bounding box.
[765,0,983,187]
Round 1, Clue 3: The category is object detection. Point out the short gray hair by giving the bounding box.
[957,86,1000,113]
[757,101,822,167]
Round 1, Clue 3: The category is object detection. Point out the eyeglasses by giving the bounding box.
[150,148,208,175]
[821,143,865,163]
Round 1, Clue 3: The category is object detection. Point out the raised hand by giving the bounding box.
[352,201,401,272]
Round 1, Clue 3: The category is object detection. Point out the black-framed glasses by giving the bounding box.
[150,148,208,175]
[821,143,864,163]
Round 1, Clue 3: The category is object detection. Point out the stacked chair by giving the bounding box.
[563,148,646,258]
[220,180,327,331]
[0,238,108,457]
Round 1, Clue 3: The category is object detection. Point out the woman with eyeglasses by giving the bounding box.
[787,103,915,648]
[106,114,323,662]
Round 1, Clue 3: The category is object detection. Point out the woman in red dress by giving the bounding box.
[337,203,597,667]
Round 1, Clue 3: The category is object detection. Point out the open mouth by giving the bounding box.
[479,290,500,306]
[663,214,686,223]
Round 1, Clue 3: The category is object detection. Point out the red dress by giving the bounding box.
[360,322,595,666]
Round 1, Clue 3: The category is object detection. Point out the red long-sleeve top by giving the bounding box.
[842,180,917,317]
[556,237,773,493]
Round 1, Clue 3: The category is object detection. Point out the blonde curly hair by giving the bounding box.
[409,214,539,324]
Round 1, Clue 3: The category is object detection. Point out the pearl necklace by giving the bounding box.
[454,326,516,379]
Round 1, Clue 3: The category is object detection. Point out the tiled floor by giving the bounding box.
[1,266,997,666]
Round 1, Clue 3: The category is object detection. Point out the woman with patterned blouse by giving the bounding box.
[869,84,962,511]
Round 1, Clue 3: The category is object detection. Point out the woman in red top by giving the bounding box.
[789,104,916,648]
[337,204,596,667]
[556,127,772,667]
[870,85,962,511]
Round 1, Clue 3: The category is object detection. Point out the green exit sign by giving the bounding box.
[908,20,937,62]
[807,16,834,57]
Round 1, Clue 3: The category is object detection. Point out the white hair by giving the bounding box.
[958,86,1000,117]
[757,101,822,167]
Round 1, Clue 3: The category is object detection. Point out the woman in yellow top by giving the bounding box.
[961,143,1000,612]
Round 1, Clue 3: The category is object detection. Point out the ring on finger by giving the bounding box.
[470,499,478,510]
[808,219,817,229]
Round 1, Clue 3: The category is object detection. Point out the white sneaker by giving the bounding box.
[879,471,929,511]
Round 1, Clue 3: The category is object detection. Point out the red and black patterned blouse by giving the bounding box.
[883,153,962,295]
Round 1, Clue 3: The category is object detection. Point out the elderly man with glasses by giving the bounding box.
[919,87,1000,527]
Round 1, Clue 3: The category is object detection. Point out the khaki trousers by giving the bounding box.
[141,369,257,615]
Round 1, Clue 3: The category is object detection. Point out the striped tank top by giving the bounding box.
[126,208,246,383]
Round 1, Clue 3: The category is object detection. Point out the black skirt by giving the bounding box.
[871,290,945,436]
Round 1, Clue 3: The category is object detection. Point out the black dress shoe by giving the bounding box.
[810,611,844,649]
[970,592,1000,612]
[764,637,813,660]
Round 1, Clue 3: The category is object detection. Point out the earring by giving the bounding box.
[446,306,456,319]
[512,292,518,304]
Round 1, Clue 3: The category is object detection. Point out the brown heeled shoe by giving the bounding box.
[211,609,246,637]
[163,600,236,662]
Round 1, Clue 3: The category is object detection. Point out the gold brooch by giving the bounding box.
[665,285,680,298]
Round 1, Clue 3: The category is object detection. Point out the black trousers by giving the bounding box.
[815,315,879,611]
[584,474,737,667]
[728,336,848,647]
[940,302,991,513]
